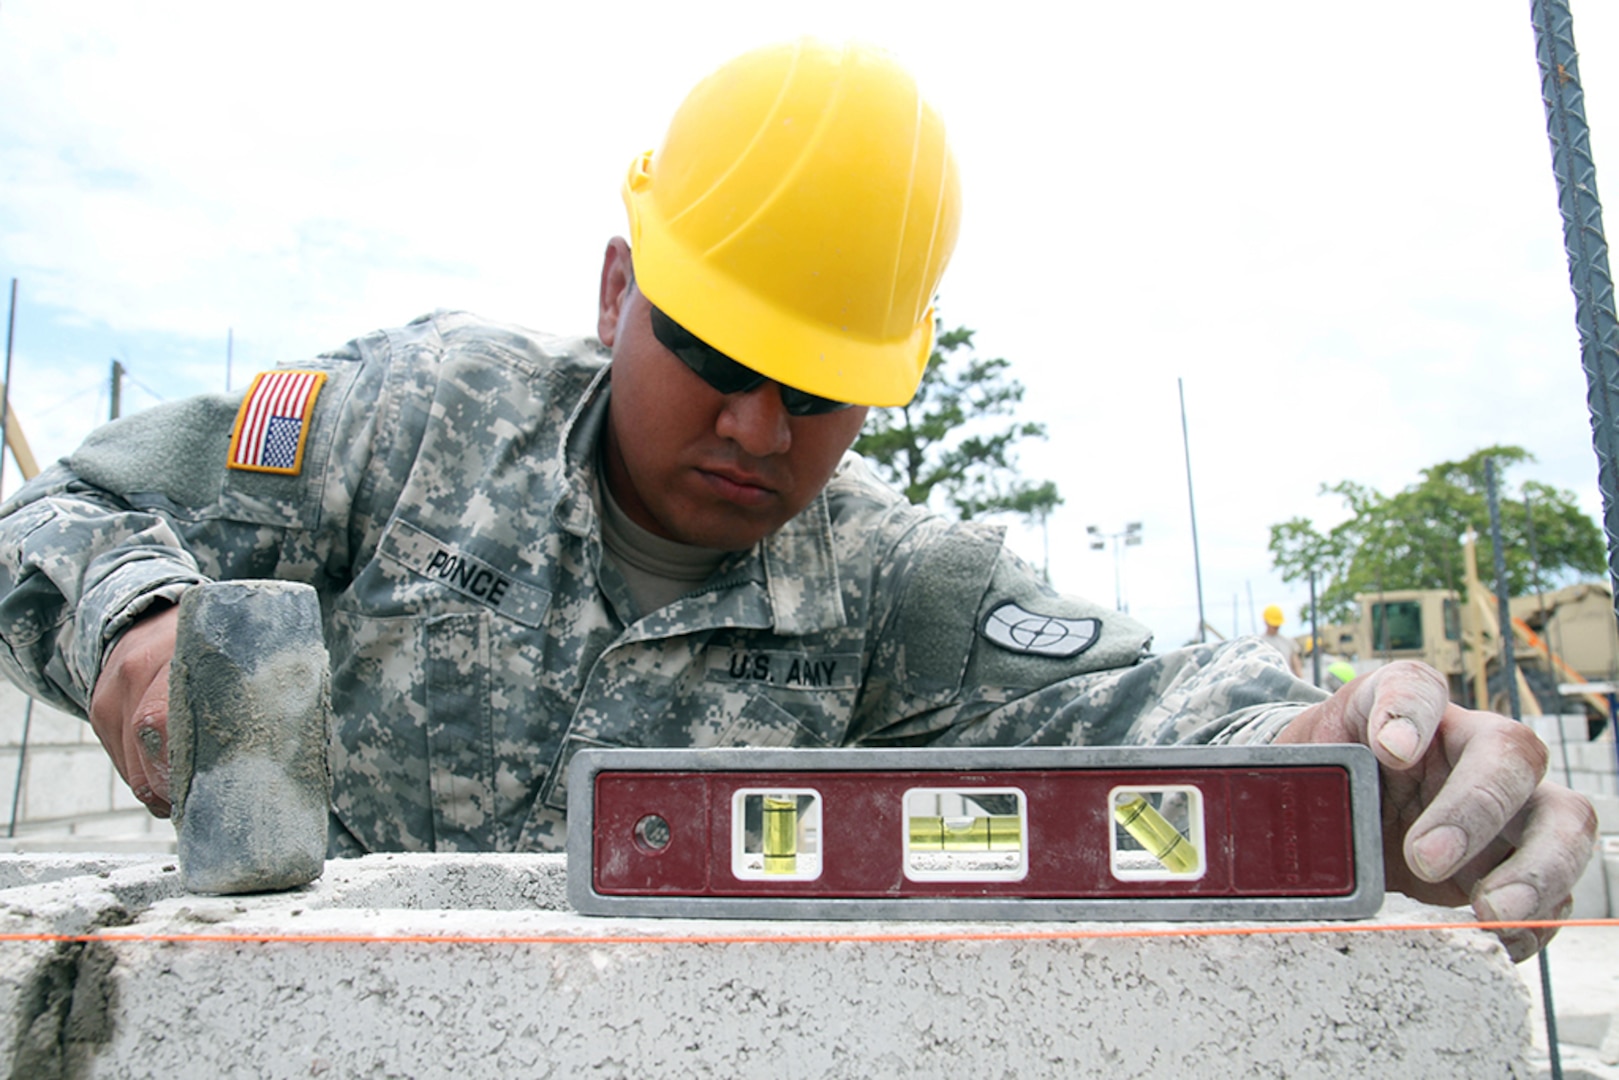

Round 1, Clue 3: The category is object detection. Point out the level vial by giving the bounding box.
[908,815,1021,851]
[762,796,798,874]
[1113,794,1200,874]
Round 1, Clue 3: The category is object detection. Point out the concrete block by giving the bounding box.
[0,684,35,746]
[0,834,176,855]
[1533,715,1590,747]
[1562,766,1619,798]
[1606,840,1619,920]
[0,688,84,748]
[108,775,146,813]
[1545,744,1582,778]
[1571,742,1619,776]
[1555,1010,1614,1050]
[22,746,116,821]
[68,811,172,841]
[0,854,1537,1078]
[0,853,165,890]
[1591,796,1619,834]
[0,750,16,823]
[1589,745,1619,765]
[1572,841,1612,918]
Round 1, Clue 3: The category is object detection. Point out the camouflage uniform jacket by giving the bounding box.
[0,312,1325,853]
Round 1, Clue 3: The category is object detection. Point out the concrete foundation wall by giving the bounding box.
[0,854,1534,1079]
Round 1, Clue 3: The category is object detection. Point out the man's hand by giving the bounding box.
[87,605,180,817]
[1277,660,1598,961]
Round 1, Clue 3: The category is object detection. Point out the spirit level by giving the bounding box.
[566,745,1383,921]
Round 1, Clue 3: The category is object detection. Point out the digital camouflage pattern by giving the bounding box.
[0,312,1326,854]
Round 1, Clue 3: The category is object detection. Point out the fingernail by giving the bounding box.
[1500,930,1537,964]
[1410,825,1467,880]
[1376,718,1421,763]
[1478,882,1540,924]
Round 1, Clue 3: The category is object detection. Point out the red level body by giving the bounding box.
[566,746,1383,921]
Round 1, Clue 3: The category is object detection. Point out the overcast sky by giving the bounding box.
[2,1,1616,651]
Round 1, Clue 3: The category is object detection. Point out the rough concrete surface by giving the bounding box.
[168,581,332,895]
[0,853,1541,1079]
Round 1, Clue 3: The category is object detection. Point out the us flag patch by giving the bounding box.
[227,370,328,475]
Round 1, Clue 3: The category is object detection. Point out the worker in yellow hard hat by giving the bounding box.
[1258,604,1305,678]
[1,38,1593,961]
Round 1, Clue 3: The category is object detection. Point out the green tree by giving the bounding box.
[853,324,1061,526]
[1268,446,1604,624]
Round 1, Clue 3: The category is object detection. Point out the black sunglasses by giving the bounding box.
[648,305,853,417]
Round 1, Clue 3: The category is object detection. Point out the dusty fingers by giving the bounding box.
[1276,660,1450,761]
[1401,713,1548,884]
[1470,781,1598,961]
[1356,662,1451,768]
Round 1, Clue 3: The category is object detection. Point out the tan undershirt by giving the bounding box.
[599,480,728,617]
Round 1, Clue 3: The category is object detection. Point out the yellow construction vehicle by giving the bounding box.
[1315,533,1618,727]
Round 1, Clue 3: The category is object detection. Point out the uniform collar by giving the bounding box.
[759,490,846,634]
[553,371,847,637]
[553,364,611,539]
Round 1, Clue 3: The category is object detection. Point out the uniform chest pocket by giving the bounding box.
[327,609,500,852]
[715,690,836,748]
[330,603,572,854]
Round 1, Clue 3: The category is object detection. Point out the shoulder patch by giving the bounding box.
[227,370,328,475]
[980,601,1101,658]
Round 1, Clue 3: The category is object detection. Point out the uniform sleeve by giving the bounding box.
[0,336,393,717]
[847,525,1327,750]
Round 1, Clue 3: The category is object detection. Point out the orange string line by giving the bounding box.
[0,918,1614,948]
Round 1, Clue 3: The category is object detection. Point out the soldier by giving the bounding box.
[0,40,1594,960]
[1259,604,1305,678]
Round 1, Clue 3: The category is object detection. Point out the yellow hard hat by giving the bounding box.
[1263,605,1285,628]
[622,39,961,407]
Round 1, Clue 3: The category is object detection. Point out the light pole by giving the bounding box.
[1087,522,1143,613]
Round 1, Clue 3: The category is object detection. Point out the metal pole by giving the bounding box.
[1309,570,1321,687]
[1531,13,1617,1057]
[1178,379,1206,644]
[1489,455,1560,1076]
[1040,511,1050,585]
[1112,537,1124,613]
[109,360,124,421]
[1532,0,1619,635]
[6,699,30,839]
[1488,459,1523,721]
[0,278,15,502]
[1524,492,1575,786]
